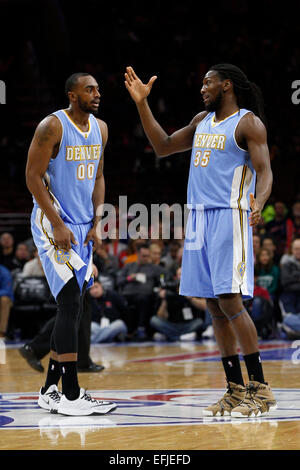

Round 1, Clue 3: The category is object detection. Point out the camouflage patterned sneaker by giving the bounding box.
[203,382,246,417]
[231,380,277,418]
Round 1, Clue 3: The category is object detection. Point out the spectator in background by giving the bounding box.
[261,236,280,264]
[149,242,174,287]
[253,234,261,265]
[0,232,15,271]
[12,243,31,272]
[149,242,165,267]
[89,280,128,343]
[161,239,181,271]
[255,248,280,301]
[291,201,300,240]
[121,238,148,266]
[261,198,275,224]
[150,267,205,342]
[0,264,14,338]
[265,201,294,257]
[149,220,168,255]
[280,238,300,314]
[105,226,128,266]
[93,243,119,280]
[116,242,161,340]
[22,247,45,277]
[168,244,183,276]
[245,268,274,339]
[117,238,132,267]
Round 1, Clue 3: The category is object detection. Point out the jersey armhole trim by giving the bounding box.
[233,111,253,153]
[93,114,104,145]
[49,113,64,157]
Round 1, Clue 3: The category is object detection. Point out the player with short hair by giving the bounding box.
[125,63,276,418]
[26,72,116,416]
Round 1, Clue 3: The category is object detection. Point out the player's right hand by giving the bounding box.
[248,193,262,227]
[124,66,157,103]
[53,222,77,251]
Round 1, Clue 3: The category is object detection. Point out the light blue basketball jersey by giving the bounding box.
[31,109,102,298]
[33,109,102,225]
[187,109,256,211]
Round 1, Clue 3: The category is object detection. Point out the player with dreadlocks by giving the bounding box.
[125,63,276,418]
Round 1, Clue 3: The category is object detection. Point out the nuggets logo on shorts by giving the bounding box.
[237,261,246,278]
[54,249,71,265]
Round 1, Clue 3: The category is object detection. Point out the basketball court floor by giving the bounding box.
[1,338,300,451]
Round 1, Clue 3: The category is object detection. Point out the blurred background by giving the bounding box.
[0,0,299,242]
[1,0,300,343]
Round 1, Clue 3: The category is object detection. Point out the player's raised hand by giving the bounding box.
[124,66,157,104]
[248,193,262,227]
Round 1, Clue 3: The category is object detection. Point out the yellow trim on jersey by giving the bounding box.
[237,165,247,262]
[211,110,240,127]
[62,109,91,137]
[41,180,74,272]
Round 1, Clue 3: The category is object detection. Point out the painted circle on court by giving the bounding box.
[1,389,300,431]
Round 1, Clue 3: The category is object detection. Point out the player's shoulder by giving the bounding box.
[94,117,108,130]
[39,113,62,130]
[95,117,108,144]
[239,111,266,136]
[189,111,209,128]
[34,113,62,142]
[235,111,267,146]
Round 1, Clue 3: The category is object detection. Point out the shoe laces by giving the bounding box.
[246,382,259,397]
[81,390,102,404]
[47,390,61,402]
[242,382,260,408]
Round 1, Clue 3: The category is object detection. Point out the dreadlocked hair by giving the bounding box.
[209,63,267,127]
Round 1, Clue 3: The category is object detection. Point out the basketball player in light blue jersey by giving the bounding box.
[26,73,116,416]
[125,64,277,418]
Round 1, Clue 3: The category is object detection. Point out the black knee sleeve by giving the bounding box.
[50,333,56,352]
[53,277,82,355]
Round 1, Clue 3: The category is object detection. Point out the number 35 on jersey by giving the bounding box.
[194,150,211,167]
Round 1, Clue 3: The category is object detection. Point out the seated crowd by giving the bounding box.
[1,198,300,345]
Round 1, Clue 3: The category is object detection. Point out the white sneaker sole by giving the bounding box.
[231,403,277,418]
[57,403,117,416]
[202,409,231,417]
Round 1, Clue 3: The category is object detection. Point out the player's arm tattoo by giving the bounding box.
[34,117,60,159]
[35,121,55,146]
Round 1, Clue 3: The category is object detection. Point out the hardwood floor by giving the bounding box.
[1,339,300,451]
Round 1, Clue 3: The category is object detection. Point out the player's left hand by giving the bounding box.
[84,226,102,251]
[248,193,263,227]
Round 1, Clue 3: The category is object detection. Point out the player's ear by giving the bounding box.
[68,91,77,103]
[223,79,232,92]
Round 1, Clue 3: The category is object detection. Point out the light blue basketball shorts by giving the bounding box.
[179,207,254,300]
[31,205,94,299]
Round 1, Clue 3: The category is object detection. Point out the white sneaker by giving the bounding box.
[202,325,215,338]
[180,331,197,342]
[153,332,167,342]
[38,384,62,413]
[57,388,117,416]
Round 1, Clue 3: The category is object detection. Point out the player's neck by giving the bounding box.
[214,101,239,123]
[66,107,90,127]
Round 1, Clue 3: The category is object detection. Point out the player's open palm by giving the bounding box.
[125,66,157,103]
